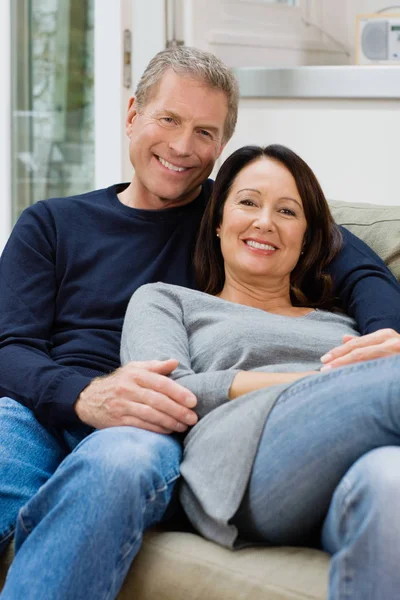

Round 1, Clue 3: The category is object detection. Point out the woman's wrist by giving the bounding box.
[229,370,318,400]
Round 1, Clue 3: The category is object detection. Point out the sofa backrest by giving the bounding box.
[329,200,400,282]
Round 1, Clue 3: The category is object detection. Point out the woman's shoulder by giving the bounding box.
[132,282,215,305]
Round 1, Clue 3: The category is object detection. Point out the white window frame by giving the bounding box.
[0,1,132,253]
[0,0,11,253]
[94,0,132,188]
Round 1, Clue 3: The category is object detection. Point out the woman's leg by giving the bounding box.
[322,446,400,600]
[233,355,400,546]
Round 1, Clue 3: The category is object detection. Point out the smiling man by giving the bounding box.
[0,46,400,600]
[0,47,237,600]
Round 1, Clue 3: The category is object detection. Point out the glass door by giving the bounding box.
[10,0,95,222]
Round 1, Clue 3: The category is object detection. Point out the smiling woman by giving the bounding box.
[196,144,342,309]
[215,157,308,302]
[121,142,400,600]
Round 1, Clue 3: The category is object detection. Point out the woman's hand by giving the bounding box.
[320,328,400,371]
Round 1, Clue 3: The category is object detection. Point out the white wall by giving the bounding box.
[0,1,11,254]
[189,0,400,206]
[217,97,400,206]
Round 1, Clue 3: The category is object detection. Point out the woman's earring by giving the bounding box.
[216,233,220,238]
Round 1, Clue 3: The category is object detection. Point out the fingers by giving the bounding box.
[115,398,194,433]
[124,362,197,408]
[75,362,198,433]
[129,359,179,376]
[320,328,400,371]
[122,366,198,428]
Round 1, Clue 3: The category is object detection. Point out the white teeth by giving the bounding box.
[246,240,276,251]
[158,156,187,172]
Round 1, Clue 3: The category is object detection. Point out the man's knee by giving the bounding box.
[72,427,182,489]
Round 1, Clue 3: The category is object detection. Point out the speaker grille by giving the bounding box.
[362,21,388,60]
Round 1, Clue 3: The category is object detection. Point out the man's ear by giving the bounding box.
[125,96,138,138]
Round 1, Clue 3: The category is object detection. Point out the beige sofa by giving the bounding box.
[1,199,400,599]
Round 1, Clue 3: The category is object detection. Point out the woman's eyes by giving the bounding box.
[279,208,296,216]
[238,201,296,216]
[239,199,257,207]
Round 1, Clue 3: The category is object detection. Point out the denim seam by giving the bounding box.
[335,476,356,600]
[0,526,15,547]
[145,472,180,503]
[103,473,180,600]
[17,510,33,536]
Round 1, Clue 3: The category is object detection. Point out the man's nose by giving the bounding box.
[168,130,193,156]
[169,129,193,156]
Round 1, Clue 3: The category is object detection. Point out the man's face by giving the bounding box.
[126,69,228,209]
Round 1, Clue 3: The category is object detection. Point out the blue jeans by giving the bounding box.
[0,398,182,600]
[233,355,400,600]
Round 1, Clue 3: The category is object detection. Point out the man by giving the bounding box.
[0,46,399,599]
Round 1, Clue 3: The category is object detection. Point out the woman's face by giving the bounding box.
[217,157,308,286]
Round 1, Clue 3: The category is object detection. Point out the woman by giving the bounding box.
[121,145,400,599]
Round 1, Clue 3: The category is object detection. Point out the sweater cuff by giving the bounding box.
[364,317,400,334]
[41,372,95,428]
[193,370,240,418]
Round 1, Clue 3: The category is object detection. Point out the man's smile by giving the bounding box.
[156,156,191,172]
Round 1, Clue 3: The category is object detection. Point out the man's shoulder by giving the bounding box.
[43,184,120,211]
[18,185,123,228]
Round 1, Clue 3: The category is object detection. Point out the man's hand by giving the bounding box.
[75,359,198,433]
[320,328,400,371]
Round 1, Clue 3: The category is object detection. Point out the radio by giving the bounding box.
[356,13,400,64]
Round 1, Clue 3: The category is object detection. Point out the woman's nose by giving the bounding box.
[254,210,275,231]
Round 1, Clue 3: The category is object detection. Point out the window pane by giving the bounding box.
[11,0,94,223]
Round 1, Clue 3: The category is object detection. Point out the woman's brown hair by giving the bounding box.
[194,144,342,309]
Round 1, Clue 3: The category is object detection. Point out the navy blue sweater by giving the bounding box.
[0,182,399,429]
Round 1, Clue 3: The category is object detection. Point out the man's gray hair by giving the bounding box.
[135,46,239,143]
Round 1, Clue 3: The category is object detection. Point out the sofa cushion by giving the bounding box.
[0,532,329,599]
[119,531,329,600]
[329,200,400,281]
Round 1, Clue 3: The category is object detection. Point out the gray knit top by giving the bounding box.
[120,282,359,548]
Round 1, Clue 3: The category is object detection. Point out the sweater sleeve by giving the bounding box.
[120,284,238,418]
[328,226,400,334]
[0,203,92,427]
